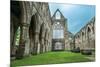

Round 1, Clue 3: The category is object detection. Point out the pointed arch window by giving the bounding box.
[53,22,64,39]
[56,11,61,19]
[15,27,21,46]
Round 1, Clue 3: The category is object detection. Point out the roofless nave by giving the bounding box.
[11,1,95,59]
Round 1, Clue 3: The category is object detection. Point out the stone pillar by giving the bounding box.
[44,30,47,52]
[43,42,46,53]
[40,37,44,53]
[85,28,87,49]
[43,38,47,53]
[82,32,85,50]
[30,38,34,54]
[46,40,49,52]
[48,41,49,51]
[80,32,82,49]
[11,31,17,57]
[16,23,30,59]
[44,40,47,52]
[49,42,52,51]
[90,26,94,49]
[23,24,30,56]
[45,36,48,52]
[37,42,40,54]
[11,14,19,57]
[86,28,90,49]
[33,32,39,55]
[29,29,34,54]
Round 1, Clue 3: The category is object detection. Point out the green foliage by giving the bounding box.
[15,27,20,46]
[11,51,92,67]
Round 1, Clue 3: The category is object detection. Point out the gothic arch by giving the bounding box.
[82,31,84,36]
[87,26,91,33]
[92,26,94,34]
[55,11,61,19]
[52,9,68,51]
[29,14,37,54]
[90,22,95,34]
[11,1,32,58]
[77,34,80,38]
[11,1,21,57]
[44,28,48,52]
[14,1,36,57]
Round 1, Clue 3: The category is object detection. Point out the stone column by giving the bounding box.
[48,41,50,51]
[45,33,48,52]
[29,29,34,54]
[11,30,18,57]
[46,40,48,52]
[49,42,51,51]
[45,40,48,52]
[40,37,44,53]
[43,43,46,53]
[30,38,34,54]
[43,31,47,52]
[16,23,30,59]
[47,41,49,51]
[11,14,19,57]
[80,32,82,49]
[33,32,39,55]
[82,32,84,50]
[83,29,86,49]
[23,23,30,56]
[43,39,46,53]
[86,29,90,49]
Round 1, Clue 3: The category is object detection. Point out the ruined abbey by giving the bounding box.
[11,1,95,59]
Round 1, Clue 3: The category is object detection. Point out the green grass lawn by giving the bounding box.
[11,51,93,67]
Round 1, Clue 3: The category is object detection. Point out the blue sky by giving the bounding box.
[49,3,95,34]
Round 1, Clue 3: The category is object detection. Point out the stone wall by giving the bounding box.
[51,9,69,51]
[11,1,52,58]
[11,1,95,59]
[74,17,95,50]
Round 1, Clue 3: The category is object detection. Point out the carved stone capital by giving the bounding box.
[21,23,30,27]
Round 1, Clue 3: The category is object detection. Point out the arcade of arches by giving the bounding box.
[10,1,95,59]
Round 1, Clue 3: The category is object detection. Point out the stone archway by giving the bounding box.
[29,14,37,55]
[11,1,21,58]
[15,1,32,58]
[87,26,92,49]
[81,31,85,49]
